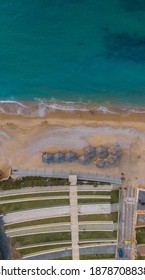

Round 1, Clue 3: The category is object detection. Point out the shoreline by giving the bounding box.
[0,104,145,127]
[1,99,145,118]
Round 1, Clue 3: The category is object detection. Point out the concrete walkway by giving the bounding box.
[3,206,70,224]
[69,175,79,260]
[0,186,69,197]
[6,221,117,237]
[0,184,112,197]
[22,244,116,260]
[4,203,113,224]
[0,195,111,205]
[17,239,117,251]
[111,203,119,212]
[11,167,122,185]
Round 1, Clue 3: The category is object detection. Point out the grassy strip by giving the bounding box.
[12,232,71,247]
[111,190,119,203]
[80,254,115,260]
[78,213,118,222]
[136,255,145,260]
[78,198,110,204]
[6,213,118,230]
[77,180,111,186]
[18,243,71,256]
[0,177,111,191]
[136,228,145,244]
[0,177,69,190]
[0,192,69,200]
[79,231,117,240]
[78,191,110,195]
[0,199,69,214]
[5,216,70,230]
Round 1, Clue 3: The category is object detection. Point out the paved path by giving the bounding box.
[69,176,79,260]
[0,195,111,204]
[17,241,72,250]
[22,244,116,260]
[17,239,117,250]
[6,221,117,237]
[11,167,122,185]
[4,203,114,224]
[3,206,70,224]
[137,245,145,256]
[116,185,137,260]
[0,186,69,197]
[110,203,119,212]
[78,204,111,214]
[0,184,112,197]
[6,223,71,237]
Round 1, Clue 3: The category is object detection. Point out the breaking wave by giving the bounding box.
[0,99,145,117]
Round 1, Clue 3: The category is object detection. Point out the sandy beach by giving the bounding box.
[1,109,145,185]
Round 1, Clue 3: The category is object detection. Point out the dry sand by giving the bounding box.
[0,110,145,185]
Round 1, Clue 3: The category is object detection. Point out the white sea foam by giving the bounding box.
[129,108,145,114]
[0,100,29,108]
[0,99,145,117]
[45,103,88,112]
[96,106,116,114]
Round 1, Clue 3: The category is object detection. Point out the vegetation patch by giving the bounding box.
[0,192,69,200]
[18,243,71,256]
[0,199,69,214]
[110,190,119,203]
[5,216,70,230]
[78,198,110,204]
[136,254,145,260]
[12,232,71,247]
[0,177,69,190]
[77,181,111,186]
[78,191,110,195]
[79,231,117,240]
[78,213,118,222]
[136,228,145,244]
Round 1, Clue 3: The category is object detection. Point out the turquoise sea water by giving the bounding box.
[1,0,145,109]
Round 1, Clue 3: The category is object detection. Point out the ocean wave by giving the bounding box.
[0,100,29,108]
[128,108,145,114]
[96,106,116,114]
[45,103,89,112]
[0,99,145,117]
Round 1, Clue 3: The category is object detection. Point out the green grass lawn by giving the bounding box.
[78,181,111,187]
[18,243,71,256]
[78,213,118,222]
[136,228,145,244]
[79,231,117,240]
[80,254,115,260]
[78,191,111,195]
[0,192,69,200]
[12,232,71,247]
[136,255,145,260]
[0,177,111,191]
[0,199,69,213]
[0,176,69,190]
[78,199,110,204]
[5,216,70,230]
[110,190,119,203]
[1,192,111,200]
